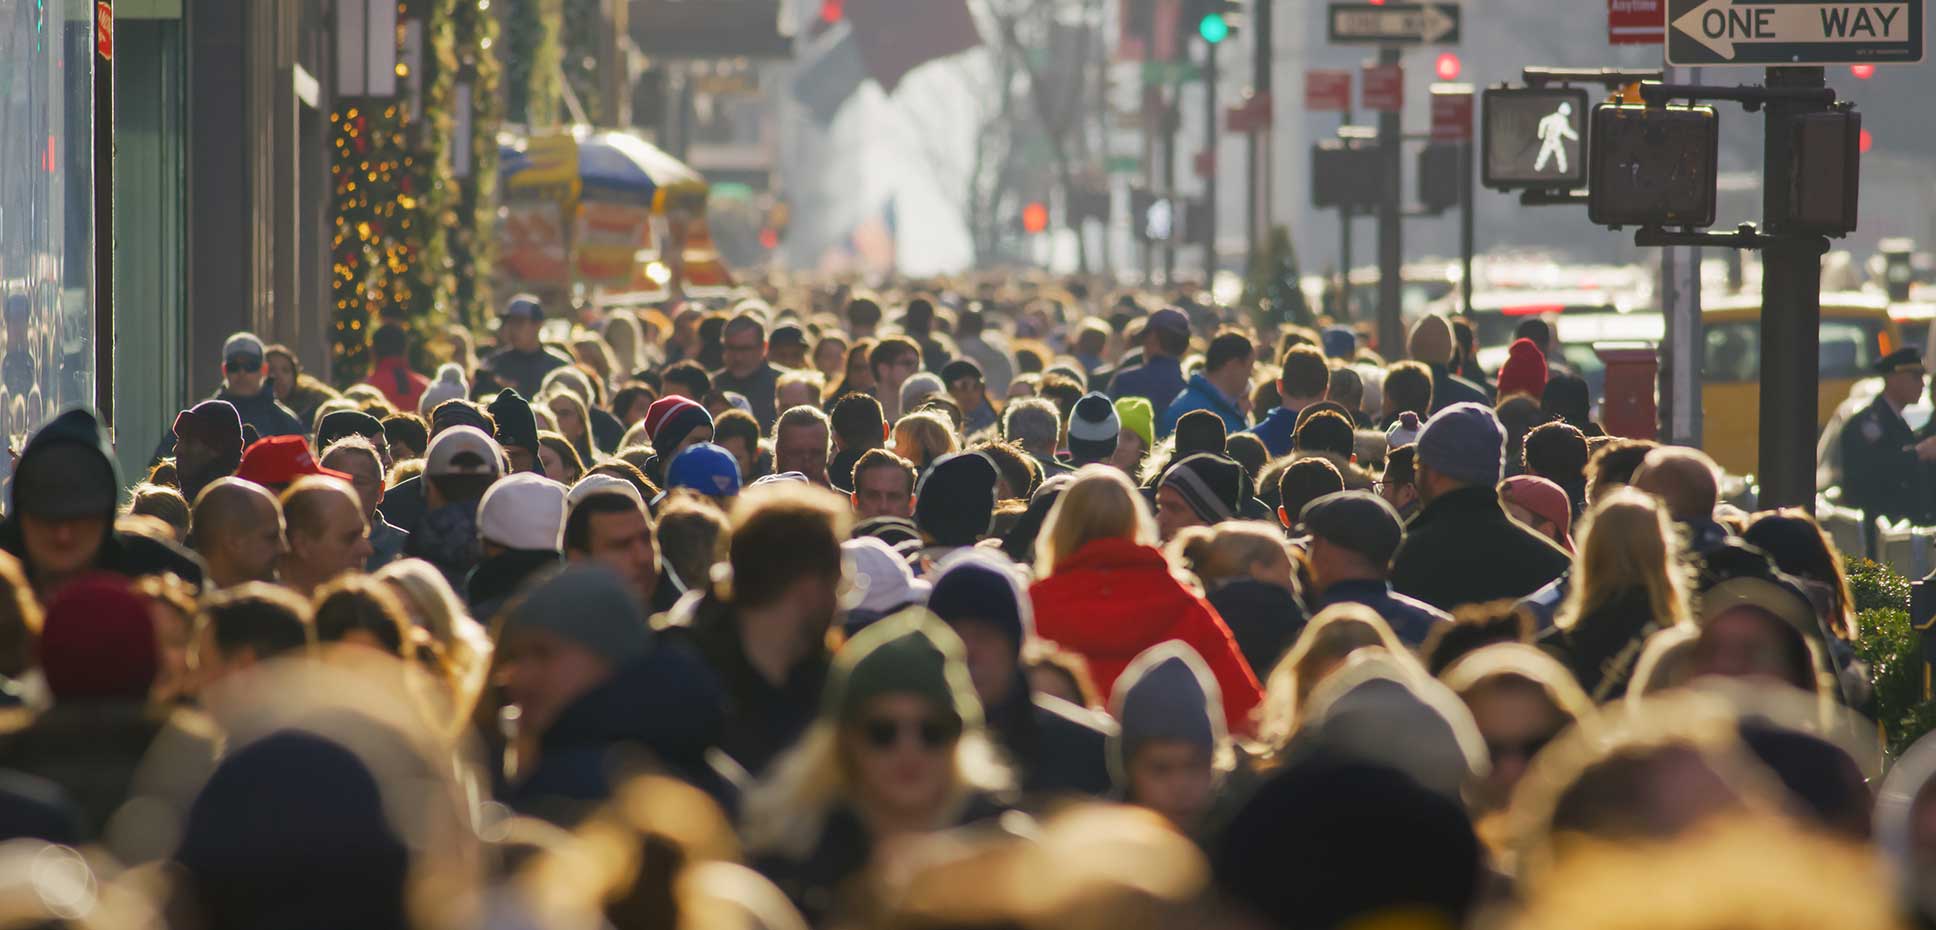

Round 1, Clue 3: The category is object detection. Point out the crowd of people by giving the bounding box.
[0,280,1930,930]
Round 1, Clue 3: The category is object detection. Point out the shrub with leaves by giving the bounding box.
[1848,558,1936,756]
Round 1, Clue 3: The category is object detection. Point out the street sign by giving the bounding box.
[1610,0,1666,44]
[1665,0,1923,66]
[1362,63,1404,112]
[1327,2,1462,44]
[1482,86,1590,189]
[1431,85,1474,141]
[1227,93,1274,132]
[1106,155,1143,175]
[1306,69,1352,111]
[1141,59,1202,85]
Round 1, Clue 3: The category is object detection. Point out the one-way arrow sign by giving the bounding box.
[1666,0,1923,65]
[1327,2,1462,45]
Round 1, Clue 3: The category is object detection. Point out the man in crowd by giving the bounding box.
[169,400,245,505]
[488,294,574,398]
[1248,345,1330,457]
[915,451,1000,563]
[469,472,567,619]
[1157,454,1245,541]
[156,334,305,463]
[1004,398,1070,479]
[563,480,659,606]
[870,336,922,422]
[1301,491,1450,647]
[192,583,316,691]
[1632,445,1731,556]
[955,307,1014,396]
[1162,330,1253,437]
[943,360,999,435]
[828,393,888,494]
[1390,403,1570,611]
[1839,347,1934,525]
[405,424,504,591]
[1407,315,1489,413]
[277,476,373,598]
[315,410,393,470]
[662,484,849,776]
[5,408,203,597]
[851,448,917,521]
[319,437,407,570]
[1066,393,1121,468]
[714,311,786,430]
[1109,308,1190,411]
[773,406,833,488]
[768,323,811,371]
[489,389,547,477]
[191,478,285,590]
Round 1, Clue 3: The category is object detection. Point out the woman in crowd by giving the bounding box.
[1540,488,1693,702]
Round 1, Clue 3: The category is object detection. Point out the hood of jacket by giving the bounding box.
[537,643,725,777]
[10,407,120,517]
[466,547,561,611]
[1030,537,1206,653]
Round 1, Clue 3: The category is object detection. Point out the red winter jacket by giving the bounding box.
[1029,537,1264,735]
[364,356,429,415]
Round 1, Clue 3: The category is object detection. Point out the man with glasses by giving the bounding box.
[487,294,574,398]
[712,310,785,431]
[162,334,307,460]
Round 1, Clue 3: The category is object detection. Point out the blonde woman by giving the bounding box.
[891,410,959,474]
[376,558,493,731]
[744,609,1011,928]
[1029,465,1263,736]
[600,310,645,377]
[1255,601,1419,750]
[1540,487,1693,703]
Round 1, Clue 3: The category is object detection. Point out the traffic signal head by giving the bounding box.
[1022,201,1050,234]
[1434,52,1461,81]
[1199,12,1230,42]
[1587,103,1720,229]
[1187,0,1239,44]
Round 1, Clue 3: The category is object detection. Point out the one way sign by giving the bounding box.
[1666,0,1923,65]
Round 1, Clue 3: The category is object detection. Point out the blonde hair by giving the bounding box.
[1256,602,1421,750]
[376,557,493,730]
[1442,642,1596,724]
[1626,624,1702,705]
[1036,465,1157,576]
[891,411,959,469]
[1168,521,1293,585]
[601,310,644,374]
[1554,487,1692,633]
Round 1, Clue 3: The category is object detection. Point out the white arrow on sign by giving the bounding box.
[1334,4,1458,42]
[1672,0,1909,59]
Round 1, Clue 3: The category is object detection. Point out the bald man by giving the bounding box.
[278,476,374,597]
[192,478,287,589]
[1632,446,1727,554]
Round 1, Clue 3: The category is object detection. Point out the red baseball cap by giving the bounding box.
[235,435,350,488]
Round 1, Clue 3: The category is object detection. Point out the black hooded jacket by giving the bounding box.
[983,676,1114,801]
[2,408,203,590]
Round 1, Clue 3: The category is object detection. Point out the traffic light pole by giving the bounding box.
[1376,46,1404,355]
[1203,36,1220,274]
[1248,0,1272,266]
[1758,66,1830,511]
[1460,139,1473,317]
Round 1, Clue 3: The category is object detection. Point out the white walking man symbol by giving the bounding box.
[1534,102,1579,173]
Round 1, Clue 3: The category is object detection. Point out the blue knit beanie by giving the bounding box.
[1416,402,1505,487]
[926,551,1032,653]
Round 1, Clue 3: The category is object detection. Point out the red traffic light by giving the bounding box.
[1859,129,1873,153]
[1022,202,1050,234]
[759,228,780,250]
[818,0,843,22]
[1850,64,1876,79]
[1434,52,1461,81]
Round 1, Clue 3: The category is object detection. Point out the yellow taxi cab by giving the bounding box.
[1702,292,1900,478]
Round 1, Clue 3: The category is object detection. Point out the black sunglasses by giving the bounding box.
[860,715,958,752]
[225,355,263,374]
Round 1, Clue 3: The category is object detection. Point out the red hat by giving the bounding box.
[642,395,713,453]
[1500,475,1573,552]
[39,574,158,701]
[235,435,350,488]
[1496,338,1549,400]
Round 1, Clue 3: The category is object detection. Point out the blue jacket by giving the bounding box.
[1161,373,1247,438]
[1316,578,1452,648]
[1108,355,1185,412]
[1245,406,1302,457]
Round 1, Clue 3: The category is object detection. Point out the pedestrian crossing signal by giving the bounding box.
[1586,103,1720,229]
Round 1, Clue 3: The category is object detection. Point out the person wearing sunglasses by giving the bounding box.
[152,332,307,467]
[1439,643,1593,814]
[744,609,1011,929]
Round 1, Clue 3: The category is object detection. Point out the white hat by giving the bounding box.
[478,472,569,551]
[424,426,505,478]
[568,473,645,512]
[419,363,469,417]
[843,537,931,624]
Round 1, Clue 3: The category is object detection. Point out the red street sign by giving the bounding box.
[1194,151,1216,179]
[1226,93,1273,132]
[1431,89,1473,141]
[1306,69,1352,111]
[1362,63,1404,112]
[1608,0,1664,44]
[96,2,113,61]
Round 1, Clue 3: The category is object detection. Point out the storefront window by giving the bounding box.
[0,0,96,451]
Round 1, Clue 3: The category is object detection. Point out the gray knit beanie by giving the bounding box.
[1108,642,1225,787]
[1416,402,1506,487]
[500,564,649,662]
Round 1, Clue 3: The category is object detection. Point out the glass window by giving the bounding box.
[1702,317,1884,383]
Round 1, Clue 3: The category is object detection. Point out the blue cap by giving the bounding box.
[665,442,741,499]
[1322,325,1357,359]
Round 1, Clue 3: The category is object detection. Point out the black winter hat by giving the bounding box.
[316,409,385,452]
[926,552,1031,651]
[914,451,999,547]
[1161,453,1244,524]
[1175,409,1229,457]
[1066,392,1121,465]
[940,359,983,386]
[488,389,540,453]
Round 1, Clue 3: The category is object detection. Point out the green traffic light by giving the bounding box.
[1198,13,1229,43]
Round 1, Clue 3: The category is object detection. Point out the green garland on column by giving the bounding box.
[451,0,503,328]
[561,0,602,122]
[504,0,564,127]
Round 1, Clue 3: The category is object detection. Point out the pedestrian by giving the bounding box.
[912,450,999,564]
[1380,360,1434,429]
[320,436,407,570]
[1439,643,1593,812]
[316,409,393,468]
[1108,308,1190,412]
[773,405,833,487]
[843,537,931,631]
[1389,403,1570,611]
[712,408,768,480]
[190,583,316,694]
[1524,420,1590,516]
[3,408,203,597]
[1541,371,1606,437]
[1538,488,1692,702]
[311,575,413,657]
[1110,642,1227,835]
[537,432,584,485]
[828,393,888,493]
[1066,392,1121,468]
[850,448,916,521]
[640,394,716,486]
[168,400,245,505]
[1406,315,1489,413]
[1500,474,1575,553]
[769,322,811,371]
[468,472,567,618]
[744,609,1011,928]
[1248,344,1330,456]
[277,476,373,598]
[1004,398,1070,479]
[1171,521,1308,678]
[362,323,429,414]
[926,550,1113,799]
[869,336,922,422]
[660,484,848,776]
[156,333,306,463]
[265,343,341,429]
[1161,330,1253,437]
[955,308,1016,397]
[1030,465,1262,735]
[1631,445,1731,555]
[417,363,468,419]
[1496,337,1550,400]
[1301,491,1450,647]
[1110,396,1155,475]
[1276,457,1345,534]
[543,388,599,466]
[663,442,743,504]
[488,389,546,477]
[562,479,658,606]
[1687,558,1833,695]
[403,425,503,592]
[713,311,786,430]
[942,359,1000,435]
[486,294,574,398]
[1174,409,1229,458]
[1155,453,1245,541]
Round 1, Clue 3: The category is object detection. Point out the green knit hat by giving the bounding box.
[1114,396,1155,452]
[824,608,983,730]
